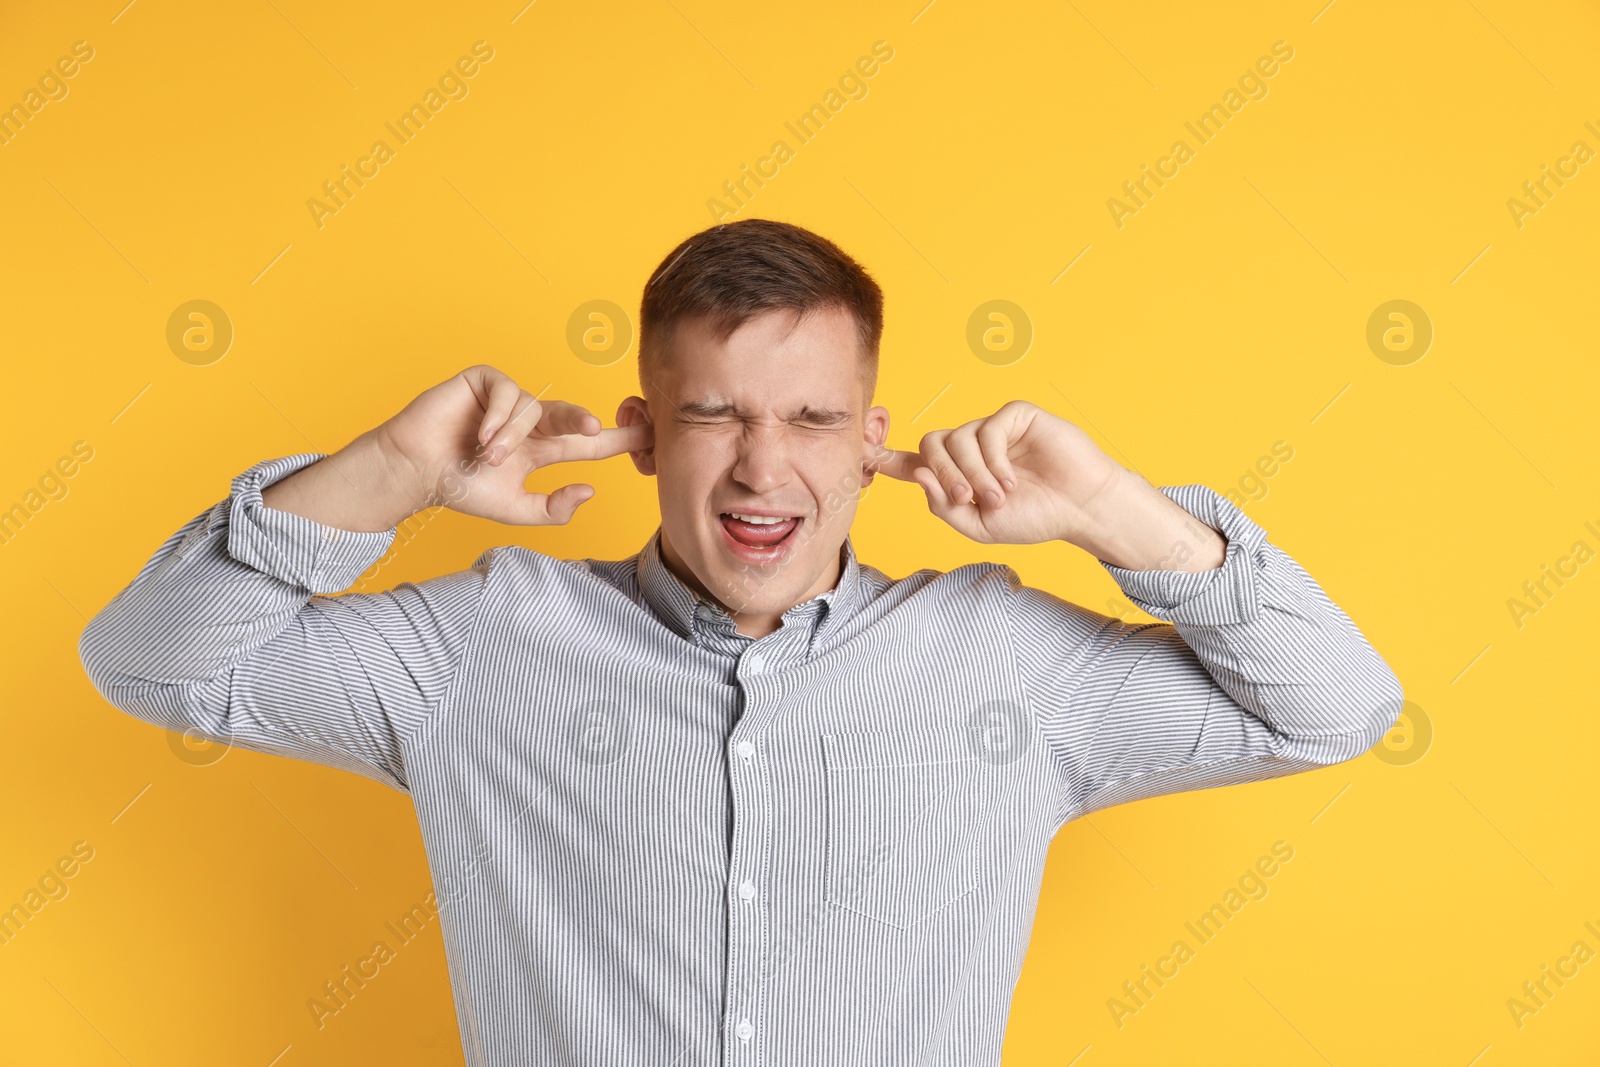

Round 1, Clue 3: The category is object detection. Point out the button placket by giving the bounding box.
[725,665,771,1061]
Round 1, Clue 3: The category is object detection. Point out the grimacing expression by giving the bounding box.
[618,305,890,631]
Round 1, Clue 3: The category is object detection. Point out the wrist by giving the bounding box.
[1066,466,1135,559]
[259,431,421,533]
[367,425,431,511]
[1070,470,1226,573]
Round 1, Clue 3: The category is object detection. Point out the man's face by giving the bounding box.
[618,305,890,634]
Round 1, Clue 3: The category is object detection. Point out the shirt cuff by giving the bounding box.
[223,453,398,594]
[1097,484,1267,626]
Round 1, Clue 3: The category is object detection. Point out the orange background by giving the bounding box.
[2,0,1598,1063]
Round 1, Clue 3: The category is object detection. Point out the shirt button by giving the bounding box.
[745,652,766,674]
[734,740,756,760]
[738,879,756,901]
[735,1019,754,1042]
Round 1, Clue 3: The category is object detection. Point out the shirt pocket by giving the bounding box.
[821,730,981,930]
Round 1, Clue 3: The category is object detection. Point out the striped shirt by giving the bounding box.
[78,451,1404,1066]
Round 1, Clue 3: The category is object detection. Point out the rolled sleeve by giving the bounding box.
[1002,483,1405,826]
[79,453,490,793]
[1097,484,1264,624]
[225,453,398,594]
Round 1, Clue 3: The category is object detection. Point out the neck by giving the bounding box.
[657,528,846,639]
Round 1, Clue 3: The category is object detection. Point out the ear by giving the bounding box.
[859,404,890,486]
[616,396,657,476]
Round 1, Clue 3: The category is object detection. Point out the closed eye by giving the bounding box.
[674,399,856,430]
[677,419,844,432]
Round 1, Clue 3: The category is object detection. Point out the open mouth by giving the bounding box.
[719,513,802,551]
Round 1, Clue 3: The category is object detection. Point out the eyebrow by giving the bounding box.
[676,399,856,426]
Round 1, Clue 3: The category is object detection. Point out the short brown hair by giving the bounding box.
[637,219,884,400]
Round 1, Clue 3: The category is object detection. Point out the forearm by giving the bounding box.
[1098,484,1403,752]
[81,452,489,792]
[1015,483,1404,821]
[1073,467,1226,573]
[260,428,423,533]
[81,455,397,701]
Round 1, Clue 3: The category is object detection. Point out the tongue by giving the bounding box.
[722,515,798,547]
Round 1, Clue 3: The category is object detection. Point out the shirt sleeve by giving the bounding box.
[77,453,493,794]
[1000,483,1404,828]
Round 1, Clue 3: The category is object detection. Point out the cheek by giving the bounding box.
[789,431,852,467]
[661,434,734,493]
[801,454,863,523]
[788,450,838,493]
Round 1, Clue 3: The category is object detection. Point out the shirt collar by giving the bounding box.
[636,525,862,656]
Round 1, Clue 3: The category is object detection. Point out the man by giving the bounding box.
[79,219,1403,1065]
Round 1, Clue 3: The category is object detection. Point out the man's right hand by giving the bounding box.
[261,364,652,533]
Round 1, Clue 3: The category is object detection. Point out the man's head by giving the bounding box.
[617,219,891,638]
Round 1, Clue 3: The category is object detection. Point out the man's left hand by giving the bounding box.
[870,400,1227,573]
[869,400,1128,548]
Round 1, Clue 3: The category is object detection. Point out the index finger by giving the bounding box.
[868,448,926,483]
[551,421,654,463]
[532,399,601,437]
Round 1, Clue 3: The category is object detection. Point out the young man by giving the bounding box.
[79,219,1403,1065]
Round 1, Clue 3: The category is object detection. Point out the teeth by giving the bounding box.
[728,513,791,525]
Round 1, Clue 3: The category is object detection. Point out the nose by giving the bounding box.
[729,424,794,496]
